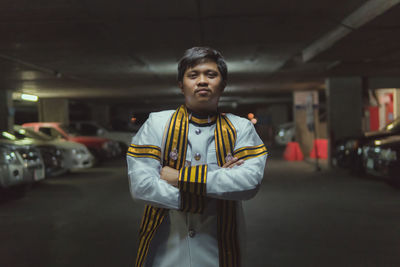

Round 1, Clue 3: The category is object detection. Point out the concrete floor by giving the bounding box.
[1,154,400,267]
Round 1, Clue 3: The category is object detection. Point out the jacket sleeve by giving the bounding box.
[206,119,268,201]
[126,113,180,210]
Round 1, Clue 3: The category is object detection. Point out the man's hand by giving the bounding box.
[222,157,244,168]
[160,166,179,187]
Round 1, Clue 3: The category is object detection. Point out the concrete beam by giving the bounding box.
[302,0,400,62]
[369,77,400,89]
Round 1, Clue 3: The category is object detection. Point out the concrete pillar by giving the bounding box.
[294,91,320,157]
[90,103,110,127]
[326,77,363,162]
[0,90,14,131]
[38,98,69,123]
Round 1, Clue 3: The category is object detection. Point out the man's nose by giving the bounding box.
[197,74,208,85]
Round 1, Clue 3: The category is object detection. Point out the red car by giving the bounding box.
[22,122,121,160]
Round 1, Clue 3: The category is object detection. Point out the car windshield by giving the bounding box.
[383,117,400,132]
[16,127,54,141]
[68,123,99,136]
[59,124,80,136]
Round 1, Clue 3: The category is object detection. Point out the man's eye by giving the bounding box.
[208,73,217,78]
[188,74,197,79]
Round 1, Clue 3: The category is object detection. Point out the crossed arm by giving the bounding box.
[160,157,244,187]
[127,114,267,209]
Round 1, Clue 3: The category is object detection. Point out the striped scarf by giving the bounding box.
[135,105,241,267]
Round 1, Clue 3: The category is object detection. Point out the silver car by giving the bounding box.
[2,129,65,177]
[16,126,94,172]
[13,144,46,183]
[0,145,26,188]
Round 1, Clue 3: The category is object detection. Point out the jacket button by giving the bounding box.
[188,229,196,238]
[195,128,201,135]
[194,153,201,161]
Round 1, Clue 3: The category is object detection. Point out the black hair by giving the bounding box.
[177,47,227,83]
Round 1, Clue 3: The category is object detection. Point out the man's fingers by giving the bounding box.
[228,159,244,168]
[222,157,237,168]
[222,157,238,168]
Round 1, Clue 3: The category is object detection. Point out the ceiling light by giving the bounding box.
[21,94,38,102]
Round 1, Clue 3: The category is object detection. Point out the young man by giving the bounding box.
[127,47,267,267]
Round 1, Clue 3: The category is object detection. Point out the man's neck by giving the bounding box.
[185,106,217,117]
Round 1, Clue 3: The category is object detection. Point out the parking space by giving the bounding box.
[1,154,399,267]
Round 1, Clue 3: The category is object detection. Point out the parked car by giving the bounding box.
[333,117,400,173]
[15,144,46,183]
[1,129,65,177]
[22,122,121,161]
[0,145,27,188]
[14,126,94,172]
[0,137,45,185]
[69,121,134,150]
[362,135,400,186]
[275,122,295,146]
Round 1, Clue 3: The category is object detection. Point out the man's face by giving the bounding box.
[179,61,225,114]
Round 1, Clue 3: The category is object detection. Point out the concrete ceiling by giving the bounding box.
[1,0,400,106]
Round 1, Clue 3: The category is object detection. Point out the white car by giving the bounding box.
[16,126,95,172]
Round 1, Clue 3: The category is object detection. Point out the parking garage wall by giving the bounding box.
[0,90,13,131]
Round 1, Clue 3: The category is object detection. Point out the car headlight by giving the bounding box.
[0,149,19,164]
[374,147,381,153]
[17,147,41,164]
[72,148,86,154]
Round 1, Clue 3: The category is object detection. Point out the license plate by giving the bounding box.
[366,158,374,169]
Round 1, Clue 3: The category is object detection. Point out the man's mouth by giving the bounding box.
[195,88,211,95]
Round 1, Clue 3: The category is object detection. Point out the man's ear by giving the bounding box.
[220,81,227,92]
[178,82,184,94]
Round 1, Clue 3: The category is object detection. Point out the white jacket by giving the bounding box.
[127,110,268,267]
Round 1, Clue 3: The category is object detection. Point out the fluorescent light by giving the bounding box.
[21,94,38,102]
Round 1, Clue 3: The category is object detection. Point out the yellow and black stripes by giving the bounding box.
[218,200,240,267]
[127,144,161,161]
[178,165,207,195]
[215,114,240,267]
[215,114,237,166]
[180,192,206,214]
[190,114,217,126]
[178,165,208,214]
[233,144,268,161]
[163,106,189,169]
[135,205,168,267]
